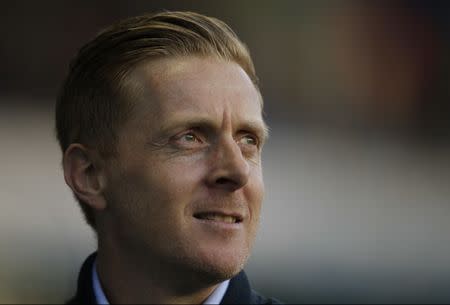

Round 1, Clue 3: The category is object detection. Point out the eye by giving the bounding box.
[180,132,198,142]
[172,131,205,148]
[238,134,258,146]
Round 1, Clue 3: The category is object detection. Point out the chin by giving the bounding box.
[185,246,251,284]
[191,261,246,285]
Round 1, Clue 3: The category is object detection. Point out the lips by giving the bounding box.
[193,212,244,224]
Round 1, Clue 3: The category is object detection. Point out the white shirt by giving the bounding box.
[92,260,230,304]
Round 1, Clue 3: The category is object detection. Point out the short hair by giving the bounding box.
[55,11,260,229]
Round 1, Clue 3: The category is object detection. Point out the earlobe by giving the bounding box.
[63,144,107,211]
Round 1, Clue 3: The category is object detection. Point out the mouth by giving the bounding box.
[193,212,243,224]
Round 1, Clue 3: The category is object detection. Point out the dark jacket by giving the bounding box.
[67,253,281,304]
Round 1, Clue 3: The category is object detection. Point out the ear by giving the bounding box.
[63,143,107,211]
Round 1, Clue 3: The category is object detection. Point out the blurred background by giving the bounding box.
[1,0,450,303]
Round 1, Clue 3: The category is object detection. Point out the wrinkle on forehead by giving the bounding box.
[127,56,263,122]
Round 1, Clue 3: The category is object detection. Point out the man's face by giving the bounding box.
[101,56,266,280]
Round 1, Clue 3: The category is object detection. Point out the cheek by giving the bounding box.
[245,167,265,220]
[105,163,197,243]
[123,157,205,213]
[160,157,206,193]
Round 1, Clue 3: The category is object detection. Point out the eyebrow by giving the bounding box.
[159,115,269,143]
[241,120,270,143]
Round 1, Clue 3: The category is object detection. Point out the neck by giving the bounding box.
[96,242,219,304]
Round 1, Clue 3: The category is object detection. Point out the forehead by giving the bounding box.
[126,56,264,125]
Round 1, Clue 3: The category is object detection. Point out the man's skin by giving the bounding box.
[63,56,268,304]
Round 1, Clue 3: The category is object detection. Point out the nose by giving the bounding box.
[206,136,250,191]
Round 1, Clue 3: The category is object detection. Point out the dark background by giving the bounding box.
[1,1,450,303]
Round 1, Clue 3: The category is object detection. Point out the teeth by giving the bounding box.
[199,213,237,223]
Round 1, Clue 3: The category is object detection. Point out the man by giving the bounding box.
[56,11,279,304]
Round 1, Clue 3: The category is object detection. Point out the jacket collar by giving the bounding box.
[67,252,262,304]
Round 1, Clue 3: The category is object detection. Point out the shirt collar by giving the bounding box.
[92,259,230,305]
[203,279,230,305]
[92,260,109,305]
